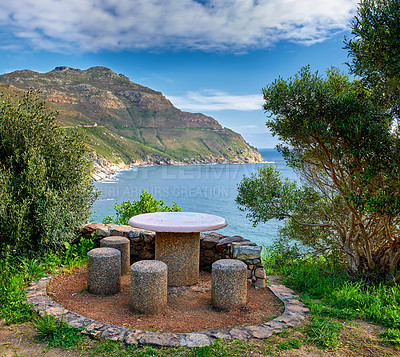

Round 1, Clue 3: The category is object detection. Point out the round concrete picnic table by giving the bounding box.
[128,212,227,286]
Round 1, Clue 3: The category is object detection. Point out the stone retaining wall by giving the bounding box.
[81,223,266,288]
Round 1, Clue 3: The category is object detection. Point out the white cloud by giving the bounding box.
[166,90,263,111]
[0,0,358,53]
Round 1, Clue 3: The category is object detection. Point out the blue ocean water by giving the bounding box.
[91,148,298,246]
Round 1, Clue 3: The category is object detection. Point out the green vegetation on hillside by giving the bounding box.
[0,66,262,167]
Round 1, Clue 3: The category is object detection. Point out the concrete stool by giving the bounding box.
[87,247,121,295]
[130,260,167,314]
[211,259,247,310]
[100,236,130,275]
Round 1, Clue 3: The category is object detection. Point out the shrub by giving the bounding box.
[33,314,83,349]
[103,190,181,225]
[0,91,97,257]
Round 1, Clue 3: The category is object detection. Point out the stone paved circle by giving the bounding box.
[100,236,130,275]
[87,247,121,295]
[130,260,167,314]
[26,274,309,348]
[211,259,247,310]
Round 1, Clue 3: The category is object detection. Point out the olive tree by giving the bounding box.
[0,91,97,257]
[345,0,400,116]
[236,67,400,282]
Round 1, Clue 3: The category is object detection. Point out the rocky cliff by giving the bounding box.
[0,66,262,179]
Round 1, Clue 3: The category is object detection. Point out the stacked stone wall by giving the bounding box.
[81,223,266,288]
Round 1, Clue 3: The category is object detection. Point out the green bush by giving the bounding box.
[103,190,181,225]
[0,91,98,257]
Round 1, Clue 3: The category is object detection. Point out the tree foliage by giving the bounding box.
[0,91,97,257]
[103,190,181,225]
[344,0,400,115]
[237,67,400,282]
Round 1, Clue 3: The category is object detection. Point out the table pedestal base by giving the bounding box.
[155,232,200,286]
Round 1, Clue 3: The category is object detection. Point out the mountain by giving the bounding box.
[0,66,262,179]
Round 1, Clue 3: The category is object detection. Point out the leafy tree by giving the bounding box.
[103,190,181,225]
[344,0,400,115]
[237,67,400,282]
[0,91,97,257]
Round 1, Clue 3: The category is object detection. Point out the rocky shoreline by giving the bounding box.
[91,154,263,181]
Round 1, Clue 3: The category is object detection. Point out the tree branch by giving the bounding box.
[285,213,332,228]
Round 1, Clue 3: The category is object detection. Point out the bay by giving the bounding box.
[91,148,298,247]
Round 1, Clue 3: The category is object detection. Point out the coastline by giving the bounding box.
[91,155,265,181]
[91,153,264,181]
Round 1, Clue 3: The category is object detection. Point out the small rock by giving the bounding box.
[201,235,222,249]
[95,225,111,237]
[215,236,251,253]
[81,223,103,234]
[254,279,266,289]
[43,306,68,317]
[68,317,94,329]
[229,328,251,341]
[245,325,273,339]
[203,250,214,258]
[255,268,266,279]
[180,333,214,347]
[125,228,141,238]
[140,332,180,347]
[101,326,127,341]
[110,226,127,236]
[232,245,262,260]
[124,330,145,344]
[206,330,232,340]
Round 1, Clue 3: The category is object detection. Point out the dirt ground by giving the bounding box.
[47,267,283,333]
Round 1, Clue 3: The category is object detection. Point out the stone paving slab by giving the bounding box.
[25,274,308,347]
[180,333,215,347]
[124,330,146,345]
[140,332,181,347]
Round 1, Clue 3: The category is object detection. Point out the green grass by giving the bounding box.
[262,247,400,348]
[33,314,83,349]
[0,236,95,325]
[276,338,302,351]
[0,255,47,324]
[379,328,400,347]
[83,338,271,357]
[306,316,343,349]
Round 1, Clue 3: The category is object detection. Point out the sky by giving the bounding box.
[0,0,359,148]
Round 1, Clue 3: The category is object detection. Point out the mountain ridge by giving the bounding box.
[0,66,262,179]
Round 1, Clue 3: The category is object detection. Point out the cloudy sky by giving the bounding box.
[0,0,359,147]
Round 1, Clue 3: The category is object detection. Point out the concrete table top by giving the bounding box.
[128,212,227,233]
